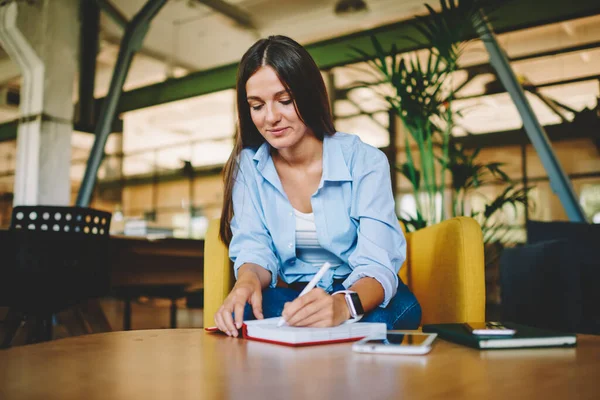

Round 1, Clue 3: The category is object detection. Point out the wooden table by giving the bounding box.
[0,231,205,338]
[1,330,599,400]
[0,230,205,288]
[109,236,204,287]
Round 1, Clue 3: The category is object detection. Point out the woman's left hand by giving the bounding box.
[282,289,350,327]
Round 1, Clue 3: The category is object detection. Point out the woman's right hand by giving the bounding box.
[214,269,264,337]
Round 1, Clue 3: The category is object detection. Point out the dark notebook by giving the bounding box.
[422,322,577,350]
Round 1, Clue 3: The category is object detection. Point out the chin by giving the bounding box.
[265,135,299,150]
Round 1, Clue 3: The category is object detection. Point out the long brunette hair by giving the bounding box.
[219,35,335,244]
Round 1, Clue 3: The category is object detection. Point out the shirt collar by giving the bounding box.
[252,142,283,193]
[321,133,352,184]
[252,141,271,170]
[252,133,352,189]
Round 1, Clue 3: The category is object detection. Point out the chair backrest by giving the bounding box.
[203,216,485,327]
[2,206,112,314]
[501,220,600,334]
[203,219,233,328]
[404,217,485,324]
[10,206,111,236]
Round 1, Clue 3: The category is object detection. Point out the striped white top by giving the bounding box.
[294,208,342,268]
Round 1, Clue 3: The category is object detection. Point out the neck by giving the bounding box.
[273,134,323,168]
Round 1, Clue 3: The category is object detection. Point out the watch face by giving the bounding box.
[349,292,364,316]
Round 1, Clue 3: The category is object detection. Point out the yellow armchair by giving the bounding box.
[203,217,485,328]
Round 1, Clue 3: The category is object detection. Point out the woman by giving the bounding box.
[214,35,421,337]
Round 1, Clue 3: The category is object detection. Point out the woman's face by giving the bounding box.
[246,66,313,150]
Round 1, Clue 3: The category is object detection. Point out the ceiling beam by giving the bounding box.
[460,40,600,79]
[194,0,256,31]
[96,0,197,71]
[334,40,600,100]
[2,0,599,144]
[454,112,599,148]
[456,73,600,101]
[93,0,600,114]
[95,0,128,28]
[101,32,198,72]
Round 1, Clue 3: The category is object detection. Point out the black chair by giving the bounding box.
[500,220,599,334]
[0,206,112,348]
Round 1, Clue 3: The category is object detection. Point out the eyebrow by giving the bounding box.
[247,90,290,101]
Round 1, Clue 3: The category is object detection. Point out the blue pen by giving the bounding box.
[277,262,332,327]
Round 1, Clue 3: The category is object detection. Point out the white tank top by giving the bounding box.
[294,208,342,268]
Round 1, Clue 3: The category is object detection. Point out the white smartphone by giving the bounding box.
[352,331,437,355]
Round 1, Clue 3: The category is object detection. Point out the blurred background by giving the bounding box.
[0,0,598,336]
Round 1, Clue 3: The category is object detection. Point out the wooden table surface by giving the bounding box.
[109,236,204,287]
[1,330,599,400]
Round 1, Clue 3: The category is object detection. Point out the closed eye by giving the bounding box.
[250,100,291,111]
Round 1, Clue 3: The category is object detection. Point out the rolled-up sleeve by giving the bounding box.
[343,150,406,307]
[228,153,280,288]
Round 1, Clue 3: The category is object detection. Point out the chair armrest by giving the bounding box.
[203,219,234,328]
[407,217,485,324]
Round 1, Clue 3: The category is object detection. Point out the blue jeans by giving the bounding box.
[243,280,421,330]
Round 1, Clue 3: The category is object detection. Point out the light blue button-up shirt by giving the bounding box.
[229,132,406,307]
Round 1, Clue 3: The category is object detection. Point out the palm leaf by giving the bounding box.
[399,209,428,232]
[348,0,517,231]
[483,186,532,220]
[395,162,421,191]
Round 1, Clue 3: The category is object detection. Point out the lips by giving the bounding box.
[268,127,289,136]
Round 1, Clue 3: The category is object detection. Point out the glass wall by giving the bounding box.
[325,14,600,244]
[67,89,236,238]
[1,15,598,239]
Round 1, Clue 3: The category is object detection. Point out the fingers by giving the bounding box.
[282,288,327,325]
[293,305,333,327]
[233,301,245,331]
[214,305,235,336]
[221,304,238,337]
[214,295,243,337]
[214,309,226,333]
[250,290,264,320]
[214,283,263,337]
[286,298,327,326]
[282,291,312,321]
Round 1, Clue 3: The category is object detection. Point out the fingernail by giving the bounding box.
[235,322,242,329]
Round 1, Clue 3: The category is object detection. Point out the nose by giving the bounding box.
[265,103,281,125]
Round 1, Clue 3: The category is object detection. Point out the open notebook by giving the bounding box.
[206,317,386,347]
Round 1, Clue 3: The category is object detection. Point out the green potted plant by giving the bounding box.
[351,0,531,239]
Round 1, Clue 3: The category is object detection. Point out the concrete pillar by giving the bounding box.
[0,0,79,206]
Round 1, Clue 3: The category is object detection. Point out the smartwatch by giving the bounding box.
[333,290,364,319]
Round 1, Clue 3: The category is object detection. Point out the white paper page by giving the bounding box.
[244,318,386,344]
